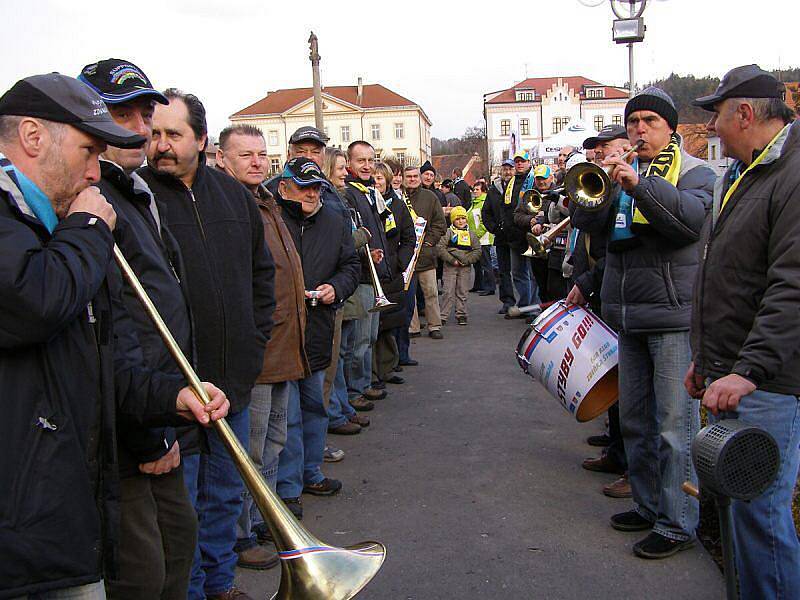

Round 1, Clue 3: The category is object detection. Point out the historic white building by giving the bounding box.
[484,76,630,165]
[229,78,432,173]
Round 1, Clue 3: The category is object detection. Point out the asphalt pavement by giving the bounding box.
[237,292,723,599]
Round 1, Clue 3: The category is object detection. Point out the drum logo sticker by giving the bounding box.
[557,346,575,406]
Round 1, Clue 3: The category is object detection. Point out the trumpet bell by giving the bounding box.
[564,162,613,211]
[522,189,543,213]
[274,540,387,600]
[522,233,545,258]
[369,295,397,313]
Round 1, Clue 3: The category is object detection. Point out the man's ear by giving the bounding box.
[17,118,47,158]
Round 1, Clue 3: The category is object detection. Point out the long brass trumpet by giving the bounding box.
[563,139,643,211]
[112,245,386,600]
[522,217,571,258]
[364,243,397,313]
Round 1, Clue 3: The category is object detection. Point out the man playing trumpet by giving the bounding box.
[570,87,715,559]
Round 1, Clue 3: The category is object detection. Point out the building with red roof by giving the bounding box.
[229,78,432,173]
[484,76,629,166]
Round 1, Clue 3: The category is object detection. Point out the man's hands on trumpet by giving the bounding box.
[176,382,230,424]
[603,142,639,192]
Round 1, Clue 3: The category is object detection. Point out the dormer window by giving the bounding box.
[586,87,605,99]
[516,90,535,102]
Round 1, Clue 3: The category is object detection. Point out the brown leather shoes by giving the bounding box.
[328,421,361,435]
[207,586,256,599]
[582,454,626,475]
[236,545,278,570]
[603,473,632,498]
[350,396,374,411]
[349,414,370,427]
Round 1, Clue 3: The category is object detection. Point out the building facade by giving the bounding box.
[484,76,629,165]
[229,79,432,173]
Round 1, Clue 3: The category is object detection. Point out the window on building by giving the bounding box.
[375,148,382,159]
[552,117,570,134]
[270,157,281,173]
[396,152,406,164]
[340,126,350,143]
[587,88,605,99]
[502,149,510,161]
[612,114,622,125]
[500,119,511,136]
[394,123,404,139]
[520,119,530,135]
[268,130,278,146]
[594,115,604,130]
[517,92,534,102]
[710,145,717,160]
[371,124,381,140]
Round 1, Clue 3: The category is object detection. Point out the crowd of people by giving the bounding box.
[0,56,798,600]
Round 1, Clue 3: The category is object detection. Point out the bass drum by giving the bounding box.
[515,301,619,422]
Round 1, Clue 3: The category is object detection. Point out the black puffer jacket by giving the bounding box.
[277,193,360,371]
[0,164,186,599]
[692,121,800,393]
[342,175,391,282]
[99,162,200,475]
[139,161,276,414]
[482,177,512,246]
[507,170,532,252]
[571,149,715,333]
[453,178,472,208]
[379,189,416,331]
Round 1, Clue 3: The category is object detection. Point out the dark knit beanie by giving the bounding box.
[420,160,435,175]
[624,86,678,131]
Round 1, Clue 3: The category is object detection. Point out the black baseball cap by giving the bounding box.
[289,126,328,145]
[693,64,785,111]
[281,157,327,187]
[78,58,168,106]
[0,73,145,148]
[583,124,628,149]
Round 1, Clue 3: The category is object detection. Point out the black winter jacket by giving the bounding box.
[453,178,472,208]
[342,176,391,283]
[507,170,532,252]
[277,194,360,371]
[692,121,800,393]
[0,164,186,599]
[571,149,715,333]
[139,162,275,414]
[99,161,200,474]
[379,189,416,331]
[482,177,512,246]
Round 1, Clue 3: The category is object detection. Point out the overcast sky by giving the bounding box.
[2,0,796,140]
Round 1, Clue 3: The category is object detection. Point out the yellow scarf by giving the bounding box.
[631,133,682,227]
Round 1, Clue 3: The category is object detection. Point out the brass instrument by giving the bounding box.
[112,245,386,600]
[364,243,397,313]
[522,216,572,258]
[403,219,427,292]
[563,140,643,211]
[520,186,565,258]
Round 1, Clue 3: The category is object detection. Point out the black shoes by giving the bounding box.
[399,359,419,366]
[303,478,342,496]
[478,290,495,296]
[582,454,626,475]
[587,433,612,447]
[429,330,443,340]
[457,316,467,326]
[283,497,303,520]
[633,532,696,559]
[386,375,404,384]
[610,510,653,532]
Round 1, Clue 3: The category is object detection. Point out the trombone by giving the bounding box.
[112,245,386,600]
[364,242,397,313]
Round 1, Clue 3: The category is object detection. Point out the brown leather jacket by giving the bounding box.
[254,185,310,383]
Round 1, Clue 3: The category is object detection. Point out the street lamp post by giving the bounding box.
[308,31,324,130]
[610,0,647,97]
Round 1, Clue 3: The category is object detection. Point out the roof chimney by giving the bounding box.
[357,77,363,105]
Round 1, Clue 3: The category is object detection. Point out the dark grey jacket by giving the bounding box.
[572,147,715,333]
[691,121,800,394]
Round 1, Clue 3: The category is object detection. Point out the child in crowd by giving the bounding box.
[436,206,481,325]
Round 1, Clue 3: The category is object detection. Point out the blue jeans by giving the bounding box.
[510,250,540,307]
[276,370,328,498]
[328,356,356,428]
[479,245,496,291]
[395,276,416,363]
[183,407,250,598]
[13,582,106,599]
[346,284,379,399]
[712,390,800,599]
[618,331,699,541]
[235,382,289,551]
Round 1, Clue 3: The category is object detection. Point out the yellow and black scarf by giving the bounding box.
[630,133,682,230]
